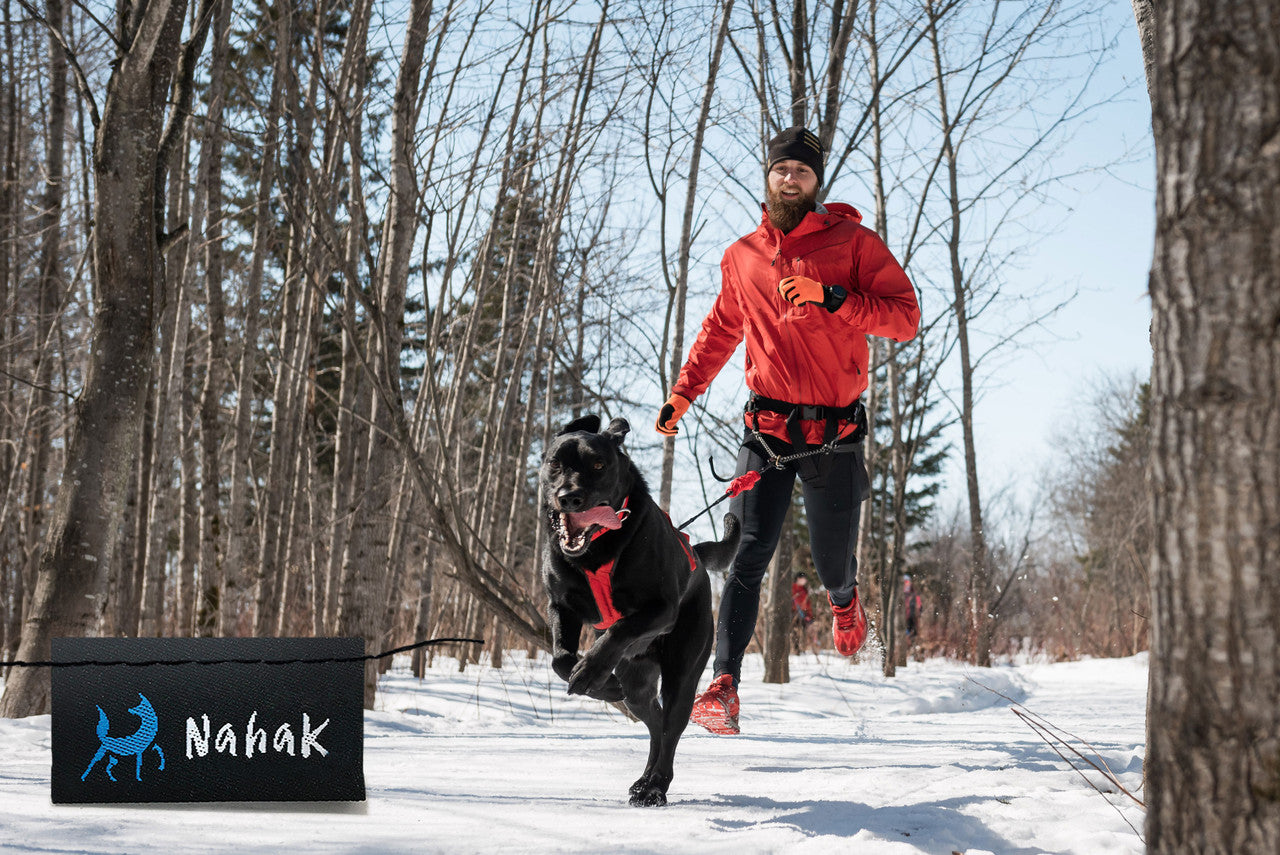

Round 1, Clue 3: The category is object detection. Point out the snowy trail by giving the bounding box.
[0,652,1147,854]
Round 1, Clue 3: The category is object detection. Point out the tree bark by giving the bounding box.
[658,0,733,510]
[220,2,287,636]
[322,0,375,634]
[252,0,305,636]
[21,0,69,652]
[762,504,793,683]
[1138,0,1280,851]
[927,0,992,667]
[0,0,18,666]
[195,0,232,637]
[0,0,192,717]
[336,0,433,707]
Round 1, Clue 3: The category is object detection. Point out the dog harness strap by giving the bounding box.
[586,560,622,630]
[659,510,699,573]
[680,536,696,573]
[585,497,631,629]
[585,505,694,631]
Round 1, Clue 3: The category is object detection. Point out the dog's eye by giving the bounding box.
[592,460,604,470]
[548,460,562,473]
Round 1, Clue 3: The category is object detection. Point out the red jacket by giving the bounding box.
[674,203,920,444]
[791,580,812,618]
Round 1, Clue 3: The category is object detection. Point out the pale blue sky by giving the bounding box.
[933,11,1155,514]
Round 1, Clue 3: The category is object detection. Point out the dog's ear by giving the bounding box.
[603,417,631,446]
[559,414,601,436]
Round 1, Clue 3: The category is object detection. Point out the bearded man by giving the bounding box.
[654,127,920,734]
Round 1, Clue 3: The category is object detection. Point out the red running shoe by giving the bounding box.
[830,590,868,656]
[689,674,740,735]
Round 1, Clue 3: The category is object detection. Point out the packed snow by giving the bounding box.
[0,650,1147,854]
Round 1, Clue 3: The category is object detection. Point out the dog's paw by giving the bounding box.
[551,652,578,683]
[628,782,667,807]
[566,655,613,697]
[586,675,625,702]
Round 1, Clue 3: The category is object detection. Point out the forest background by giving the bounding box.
[0,0,1154,714]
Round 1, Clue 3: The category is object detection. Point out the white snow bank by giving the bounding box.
[888,665,1029,715]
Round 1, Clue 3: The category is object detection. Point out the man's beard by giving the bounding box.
[766,185,817,233]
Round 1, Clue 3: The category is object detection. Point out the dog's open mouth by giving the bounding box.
[552,505,627,556]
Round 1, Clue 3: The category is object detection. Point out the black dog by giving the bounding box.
[541,415,739,806]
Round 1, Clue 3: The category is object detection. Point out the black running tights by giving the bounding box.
[712,436,870,685]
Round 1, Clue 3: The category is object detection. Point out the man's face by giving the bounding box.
[766,159,819,233]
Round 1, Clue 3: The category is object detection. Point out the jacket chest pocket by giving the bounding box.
[778,255,816,281]
[788,236,851,287]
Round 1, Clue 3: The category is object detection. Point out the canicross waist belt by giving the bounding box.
[746,395,864,423]
[745,394,867,486]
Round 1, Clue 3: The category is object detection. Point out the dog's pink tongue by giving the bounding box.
[568,506,623,531]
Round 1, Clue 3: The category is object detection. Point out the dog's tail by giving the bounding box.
[692,513,740,575]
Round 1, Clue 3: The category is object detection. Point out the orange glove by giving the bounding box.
[655,393,691,436]
[778,275,826,307]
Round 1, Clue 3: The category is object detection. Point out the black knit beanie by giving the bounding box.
[767,127,825,186]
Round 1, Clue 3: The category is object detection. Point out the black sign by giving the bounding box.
[51,637,366,804]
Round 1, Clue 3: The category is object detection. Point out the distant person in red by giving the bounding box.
[903,574,922,640]
[791,572,821,653]
[791,572,814,626]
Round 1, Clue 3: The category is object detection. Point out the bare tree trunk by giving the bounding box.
[137,214,186,636]
[173,119,200,637]
[0,0,193,717]
[221,5,286,635]
[882,343,908,675]
[176,329,198,634]
[658,0,733,510]
[21,0,69,649]
[119,387,154,636]
[409,549,434,678]
[251,1,303,636]
[1137,1,1280,851]
[0,0,16,666]
[926,2,991,667]
[255,241,308,634]
[858,0,887,668]
[337,0,433,708]
[787,0,807,124]
[762,504,793,683]
[1130,0,1157,103]
[138,0,215,637]
[322,0,375,634]
[195,0,232,637]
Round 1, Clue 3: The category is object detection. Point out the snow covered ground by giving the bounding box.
[0,650,1147,854]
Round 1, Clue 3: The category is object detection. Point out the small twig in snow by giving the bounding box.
[966,676,1145,843]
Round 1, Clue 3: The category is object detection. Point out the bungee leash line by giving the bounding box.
[677,398,863,532]
[676,468,762,531]
[676,423,856,532]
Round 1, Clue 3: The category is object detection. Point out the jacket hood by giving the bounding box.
[821,202,863,223]
[756,201,864,237]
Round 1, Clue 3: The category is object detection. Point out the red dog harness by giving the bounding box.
[584,502,697,631]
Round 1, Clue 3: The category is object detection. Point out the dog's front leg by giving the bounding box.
[567,603,676,697]
[550,601,625,701]
[548,601,583,683]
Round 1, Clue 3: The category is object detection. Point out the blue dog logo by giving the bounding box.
[81,693,166,782]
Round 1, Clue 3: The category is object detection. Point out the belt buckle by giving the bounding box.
[799,404,823,420]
